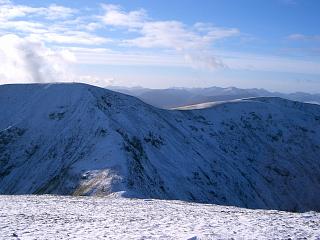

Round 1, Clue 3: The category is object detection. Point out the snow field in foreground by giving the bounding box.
[0,195,319,240]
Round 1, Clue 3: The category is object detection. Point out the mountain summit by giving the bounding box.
[1,83,320,211]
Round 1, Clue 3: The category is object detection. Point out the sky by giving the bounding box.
[0,0,319,92]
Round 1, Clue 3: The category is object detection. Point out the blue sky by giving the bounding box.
[0,0,319,92]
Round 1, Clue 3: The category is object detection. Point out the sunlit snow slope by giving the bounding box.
[1,83,320,211]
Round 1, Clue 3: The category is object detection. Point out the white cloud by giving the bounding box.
[69,46,320,75]
[184,52,226,70]
[124,21,239,50]
[124,21,201,49]
[0,1,75,20]
[0,1,107,45]
[45,4,76,20]
[0,20,46,33]
[101,4,239,69]
[0,34,75,84]
[84,22,102,31]
[78,75,115,87]
[101,4,147,28]
[64,47,187,67]
[101,4,239,50]
[0,2,39,20]
[0,34,116,86]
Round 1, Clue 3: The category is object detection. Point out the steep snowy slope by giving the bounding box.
[1,83,320,211]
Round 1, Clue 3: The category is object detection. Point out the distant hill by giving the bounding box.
[110,86,320,108]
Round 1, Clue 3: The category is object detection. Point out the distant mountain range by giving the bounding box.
[109,86,320,108]
[1,83,320,212]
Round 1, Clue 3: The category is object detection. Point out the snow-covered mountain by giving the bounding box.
[1,83,320,212]
[110,86,320,108]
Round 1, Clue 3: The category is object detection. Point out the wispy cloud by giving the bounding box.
[78,75,115,86]
[27,31,110,45]
[0,1,76,20]
[60,46,320,75]
[63,47,187,67]
[184,52,226,70]
[0,1,109,45]
[288,33,320,41]
[44,4,77,20]
[100,4,239,69]
[101,4,147,29]
[219,50,320,75]
[123,21,239,50]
